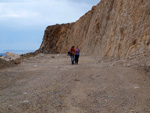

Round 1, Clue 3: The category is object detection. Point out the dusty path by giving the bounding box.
[0,54,150,113]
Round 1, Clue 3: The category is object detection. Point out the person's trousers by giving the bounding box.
[71,56,75,64]
[75,55,79,64]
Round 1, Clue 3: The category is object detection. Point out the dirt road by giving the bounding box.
[0,54,150,113]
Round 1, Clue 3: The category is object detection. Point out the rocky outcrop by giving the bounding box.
[0,52,21,69]
[0,52,34,69]
[37,0,150,60]
[5,52,20,60]
[37,23,74,54]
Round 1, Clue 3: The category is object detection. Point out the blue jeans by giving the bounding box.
[71,56,75,64]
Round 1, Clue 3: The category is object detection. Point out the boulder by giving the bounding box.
[5,52,20,60]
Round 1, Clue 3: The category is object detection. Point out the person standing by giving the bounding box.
[75,46,80,64]
[70,46,75,65]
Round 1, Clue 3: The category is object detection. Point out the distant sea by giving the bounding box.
[0,53,6,56]
[0,50,35,56]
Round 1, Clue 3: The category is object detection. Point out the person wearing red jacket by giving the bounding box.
[70,46,75,65]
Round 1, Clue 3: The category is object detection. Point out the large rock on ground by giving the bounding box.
[6,52,20,60]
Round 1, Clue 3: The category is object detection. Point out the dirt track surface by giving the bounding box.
[0,54,150,113]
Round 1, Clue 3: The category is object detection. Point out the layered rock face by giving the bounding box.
[37,0,150,59]
[37,23,74,53]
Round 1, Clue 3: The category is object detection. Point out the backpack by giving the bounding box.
[67,51,71,56]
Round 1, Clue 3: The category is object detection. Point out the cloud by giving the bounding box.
[0,0,40,2]
[0,10,38,18]
[0,0,92,25]
[0,2,39,18]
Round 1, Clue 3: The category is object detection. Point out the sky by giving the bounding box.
[0,0,100,53]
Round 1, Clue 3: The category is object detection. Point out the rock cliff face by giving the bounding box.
[37,23,74,53]
[37,0,150,60]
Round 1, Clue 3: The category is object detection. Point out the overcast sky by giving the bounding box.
[0,0,100,53]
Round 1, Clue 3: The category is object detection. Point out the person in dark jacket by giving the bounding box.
[75,46,80,64]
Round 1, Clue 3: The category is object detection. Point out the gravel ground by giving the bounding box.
[0,54,150,113]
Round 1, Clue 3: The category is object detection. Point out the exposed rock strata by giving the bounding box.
[37,0,150,60]
[37,23,74,53]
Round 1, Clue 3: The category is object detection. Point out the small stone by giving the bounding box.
[54,66,59,68]
[74,79,80,81]
[51,56,55,58]
[108,95,114,98]
[24,92,27,95]
[14,59,21,65]
[34,65,38,68]
[126,64,131,67]
[134,86,139,89]
[131,110,135,112]
[23,100,30,103]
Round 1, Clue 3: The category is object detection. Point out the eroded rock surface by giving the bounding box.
[37,0,150,61]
